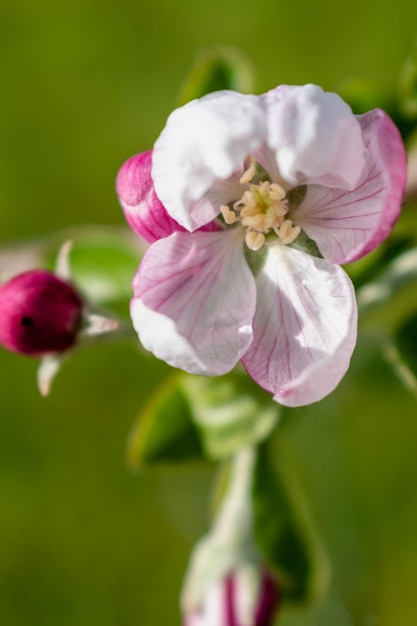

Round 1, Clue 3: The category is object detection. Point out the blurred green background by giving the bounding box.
[1,0,417,624]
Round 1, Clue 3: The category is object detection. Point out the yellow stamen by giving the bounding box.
[239,158,257,184]
[241,214,266,228]
[220,205,237,225]
[269,183,286,201]
[245,231,265,251]
[240,206,259,217]
[278,220,301,245]
[220,158,301,251]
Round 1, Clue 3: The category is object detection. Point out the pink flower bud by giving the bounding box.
[184,568,279,626]
[116,150,186,243]
[0,270,83,356]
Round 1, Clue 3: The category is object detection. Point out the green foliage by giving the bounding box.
[384,313,417,398]
[337,77,397,116]
[48,227,142,308]
[2,0,417,623]
[0,226,142,311]
[181,372,280,460]
[355,242,417,398]
[399,40,417,120]
[127,370,280,468]
[176,46,255,105]
[396,312,417,374]
[252,442,329,604]
[357,247,417,334]
[126,374,204,470]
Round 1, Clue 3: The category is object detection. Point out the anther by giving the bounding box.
[278,220,301,245]
[239,158,257,184]
[245,231,265,251]
[220,205,237,225]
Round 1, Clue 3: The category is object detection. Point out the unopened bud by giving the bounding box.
[184,566,279,626]
[0,270,83,356]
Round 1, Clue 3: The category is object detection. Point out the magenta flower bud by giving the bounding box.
[184,568,279,626]
[0,270,83,356]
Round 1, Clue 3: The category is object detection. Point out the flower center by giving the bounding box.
[220,159,301,251]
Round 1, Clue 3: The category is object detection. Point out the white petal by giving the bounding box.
[263,84,366,190]
[242,244,357,407]
[184,580,227,626]
[152,91,266,231]
[131,229,256,375]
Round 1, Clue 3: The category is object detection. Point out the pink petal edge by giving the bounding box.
[296,109,407,264]
[242,245,357,407]
[130,229,256,376]
[353,109,407,260]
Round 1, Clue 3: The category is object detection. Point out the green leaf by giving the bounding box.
[396,312,417,371]
[399,40,417,119]
[126,374,204,470]
[355,244,417,397]
[357,247,417,334]
[0,225,143,309]
[336,75,415,140]
[180,371,280,460]
[177,46,255,106]
[49,226,142,307]
[126,369,279,469]
[385,314,417,398]
[337,76,396,117]
[252,441,329,603]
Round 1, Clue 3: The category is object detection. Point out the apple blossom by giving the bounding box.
[117,84,406,407]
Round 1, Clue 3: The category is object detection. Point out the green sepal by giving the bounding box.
[286,185,307,209]
[289,230,322,259]
[252,440,329,604]
[177,46,255,106]
[126,374,204,471]
[244,244,268,277]
[181,370,280,460]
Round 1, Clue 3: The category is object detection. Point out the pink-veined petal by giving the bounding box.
[242,244,357,407]
[131,229,256,375]
[152,91,266,231]
[116,151,185,242]
[295,109,406,264]
[263,84,366,190]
